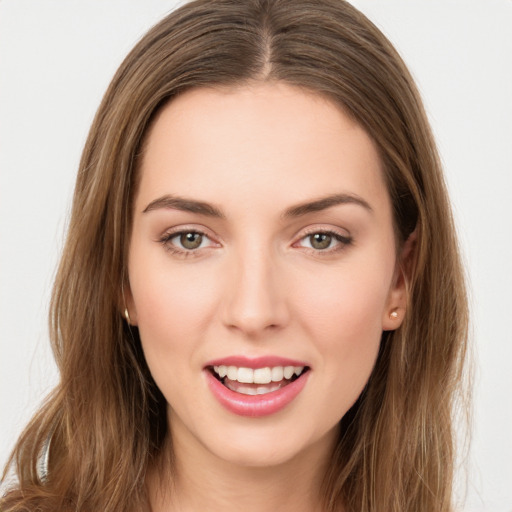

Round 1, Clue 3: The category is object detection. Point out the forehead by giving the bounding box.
[136,82,389,216]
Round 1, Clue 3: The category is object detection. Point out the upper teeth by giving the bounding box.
[213,365,304,384]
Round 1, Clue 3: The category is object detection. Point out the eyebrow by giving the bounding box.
[142,192,372,218]
[143,195,225,218]
[282,193,373,218]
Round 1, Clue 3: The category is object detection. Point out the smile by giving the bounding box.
[205,358,310,417]
[212,365,305,395]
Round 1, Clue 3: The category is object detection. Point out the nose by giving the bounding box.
[221,244,290,337]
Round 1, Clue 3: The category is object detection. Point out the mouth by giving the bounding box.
[207,364,310,396]
[204,356,311,416]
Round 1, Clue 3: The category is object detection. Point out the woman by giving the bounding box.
[0,1,469,511]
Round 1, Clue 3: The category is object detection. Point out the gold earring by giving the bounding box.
[389,309,399,320]
[124,308,131,324]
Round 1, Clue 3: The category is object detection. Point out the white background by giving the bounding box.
[1,1,511,510]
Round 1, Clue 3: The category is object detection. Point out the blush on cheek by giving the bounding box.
[134,267,217,333]
[297,278,385,401]
[303,279,386,338]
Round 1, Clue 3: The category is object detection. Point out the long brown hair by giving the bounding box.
[1,1,469,511]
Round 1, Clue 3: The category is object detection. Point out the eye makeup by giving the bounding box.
[157,224,353,259]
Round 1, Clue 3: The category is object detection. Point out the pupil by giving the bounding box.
[311,233,331,250]
[181,232,202,249]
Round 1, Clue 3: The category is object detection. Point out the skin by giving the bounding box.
[126,82,409,511]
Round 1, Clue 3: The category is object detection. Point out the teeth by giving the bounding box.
[237,367,253,383]
[214,365,228,378]
[271,366,283,382]
[224,382,285,395]
[253,367,272,384]
[283,366,294,379]
[213,365,305,384]
[235,385,258,395]
[256,383,281,394]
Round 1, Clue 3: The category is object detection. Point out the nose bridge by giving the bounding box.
[222,238,288,335]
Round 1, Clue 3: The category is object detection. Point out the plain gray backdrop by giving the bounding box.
[1,1,511,510]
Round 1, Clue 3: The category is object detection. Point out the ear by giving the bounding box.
[382,229,417,331]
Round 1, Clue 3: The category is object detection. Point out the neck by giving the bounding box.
[148,417,340,512]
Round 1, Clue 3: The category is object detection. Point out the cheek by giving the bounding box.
[127,253,221,395]
[293,258,392,396]
[296,262,391,340]
[130,257,219,338]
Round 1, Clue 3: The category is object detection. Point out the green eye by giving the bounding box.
[309,233,333,250]
[160,229,217,256]
[180,232,203,249]
[296,230,353,252]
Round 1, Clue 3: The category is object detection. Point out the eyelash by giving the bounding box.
[158,228,353,257]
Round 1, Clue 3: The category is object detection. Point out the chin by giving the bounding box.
[215,435,303,468]
[187,415,339,470]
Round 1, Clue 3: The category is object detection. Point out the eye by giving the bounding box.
[160,229,216,253]
[176,232,206,250]
[296,230,352,252]
[306,233,334,250]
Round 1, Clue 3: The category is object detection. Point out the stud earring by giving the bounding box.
[389,309,399,320]
[124,308,131,324]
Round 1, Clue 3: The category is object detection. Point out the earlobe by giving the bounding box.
[382,229,417,331]
[382,307,403,331]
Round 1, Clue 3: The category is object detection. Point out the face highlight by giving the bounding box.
[127,83,406,468]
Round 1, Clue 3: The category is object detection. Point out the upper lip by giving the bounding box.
[204,355,309,369]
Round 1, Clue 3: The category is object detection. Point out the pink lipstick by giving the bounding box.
[204,356,310,417]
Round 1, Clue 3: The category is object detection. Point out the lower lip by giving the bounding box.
[205,370,309,417]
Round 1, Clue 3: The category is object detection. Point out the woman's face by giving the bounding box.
[127,83,406,468]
